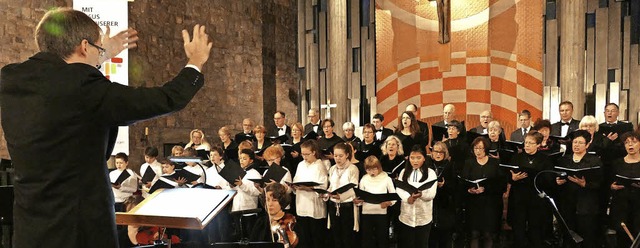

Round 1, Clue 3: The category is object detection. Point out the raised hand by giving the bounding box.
[182,24,213,70]
[101,26,138,63]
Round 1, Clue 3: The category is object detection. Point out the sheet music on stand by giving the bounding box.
[116,188,236,230]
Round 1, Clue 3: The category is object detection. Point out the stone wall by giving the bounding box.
[0,0,299,170]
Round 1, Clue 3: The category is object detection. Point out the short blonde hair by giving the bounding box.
[253,125,267,134]
[381,135,404,156]
[579,115,599,132]
[487,121,502,133]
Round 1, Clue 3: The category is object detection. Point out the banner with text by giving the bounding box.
[74,0,130,155]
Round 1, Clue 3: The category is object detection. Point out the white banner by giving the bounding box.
[74,0,130,155]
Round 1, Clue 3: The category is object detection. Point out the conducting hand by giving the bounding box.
[182,24,213,71]
[101,26,138,63]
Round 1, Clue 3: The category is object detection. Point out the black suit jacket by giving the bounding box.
[417,120,430,148]
[303,122,320,135]
[550,119,580,137]
[270,125,291,138]
[0,52,204,248]
[374,127,394,142]
[599,121,635,161]
[509,127,531,142]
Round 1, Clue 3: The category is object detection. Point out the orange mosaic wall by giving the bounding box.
[375,0,543,133]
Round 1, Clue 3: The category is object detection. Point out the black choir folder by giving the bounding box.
[116,188,236,230]
[111,169,131,186]
[457,176,488,189]
[287,181,321,187]
[218,160,247,184]
[149,177,178,194]
[431,125,448,142]
[553,166,600,179]
[393,179,437,194]
[613,174,640,187]
[141,166,156,184]
[313,183,356,195]
[353,188,400,204]
[164,168,201,183]
[249,164,288,186]
[499,164,538,175]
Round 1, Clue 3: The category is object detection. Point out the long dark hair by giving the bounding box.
[402,145,429,182]
[395,111,421,138]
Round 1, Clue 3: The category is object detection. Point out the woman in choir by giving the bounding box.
[380,135,405,179]
[507,132,554,248]
[443,120,469,174]
[487,121,505,158]
[110,152,138,212]
[355,124,383,177]
[462,137,507,248]
[139,146,162,198]
[395,145,438,248]
[317,119,343,162]
[608,131,640,248]
[250,183,297,247]
[555,130,602,248]
[578,115,608,156]
[291,140,328,248]
[342,122,362,148]
[219,126,239,162]
[253,125,272,161]
[354,156,396,248]
[429,141,457,248]
[532,119,560,155]
[204,146,233,243]
[171,145,184,156]
[394,111,424,157]
[185,129,211,151]
[231,149,263,239]
[324,142,359,248]
[287,122,305,175]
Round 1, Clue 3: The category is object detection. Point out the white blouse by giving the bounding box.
[292,159,328,219]
[359,173,396,215]
[396,167,437,227]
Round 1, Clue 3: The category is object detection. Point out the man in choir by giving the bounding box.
[372,113,393,142]
[405,103,429,147]
[234,118,256,143]
[0,8,212,248]
[551,101,580,137]
[470,110,506,141]
[272,111,291,137]
[600,103,634,160]
[509,110,532,142]
[432,104,456,128]
[304,108,321,135]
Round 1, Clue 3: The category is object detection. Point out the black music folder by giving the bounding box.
[457,176,488,189]
[149,177,178,194]
[499,163,538,175]
[303,131,318,140]
[393,178,437,194]
[313,183,356,195]
[164,168,201,183]
[613,174,640,187]
[353,188,400,204]
[218,160,247,184]
[141,166,157,184]
[111,170,131,186]
[268,135,289,144]
[431,125,448,143]
[554,166,600,179]
[288,181,321,187]
[249,164,288,186]
[466,131,489,144]
[505,140,524,150]
[389,160,406,177]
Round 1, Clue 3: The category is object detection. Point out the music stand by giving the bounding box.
[534,171,583,245]
[632,231,640,248]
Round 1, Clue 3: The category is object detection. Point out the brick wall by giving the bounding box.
[0,0,299,170]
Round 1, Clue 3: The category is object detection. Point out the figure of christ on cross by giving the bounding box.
[436,0,451,44]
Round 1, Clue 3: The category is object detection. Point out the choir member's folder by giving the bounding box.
[116,188,236,230]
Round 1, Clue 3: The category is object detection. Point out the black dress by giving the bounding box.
[554,154,603,248]
[461,157,507,232]
[355,140,382,178]
[429,157,458,248]
[380,154,406,179]
[507,152,554,248]
[395,131,425,156]
[609,158,640,248]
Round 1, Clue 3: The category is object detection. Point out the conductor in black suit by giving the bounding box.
[0,8,212,248]
[550,101,580,137]
[372,113,393,142]
[509,110,532,142]
[303,108,321,135]
[405,103,429,148]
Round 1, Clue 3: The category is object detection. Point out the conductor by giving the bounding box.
[0,7,212,248]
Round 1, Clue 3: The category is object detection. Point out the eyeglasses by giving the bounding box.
[85,38,105,69]
[432,150,445,154]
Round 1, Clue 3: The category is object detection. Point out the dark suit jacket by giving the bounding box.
[550,119,580,137]
[509,127,531,142]
[599,121,635,162]
[270,125,291,138]
[417,120,430,148]
[374,127,394,142]
[0,52,204,248]
[304,121,320,135]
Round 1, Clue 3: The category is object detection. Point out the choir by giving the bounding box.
[110,102,639,248]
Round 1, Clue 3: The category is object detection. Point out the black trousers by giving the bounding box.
[398,221,432,248]
[429,224,453,248]
[510,203,550,248]
[327,202,356,248]
[361,214,389,248]
[296,216,328,248]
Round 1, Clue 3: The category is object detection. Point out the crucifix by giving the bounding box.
[435,0,451,44]
[321,99,337,119]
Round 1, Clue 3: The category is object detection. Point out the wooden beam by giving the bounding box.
[559,0,586,117]
[629,44,640,126]
[623,16,631,89]
[595,7,608,84]
[319,11,327,69]
[305,0,314,31]
[298,0,306,68]
[351,0,361,48]
[608,1,621,69]
[327,0,348,135]
[545,19,558,87]
[586,22,595,93]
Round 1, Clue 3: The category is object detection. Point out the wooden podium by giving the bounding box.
[116,188,236,230]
